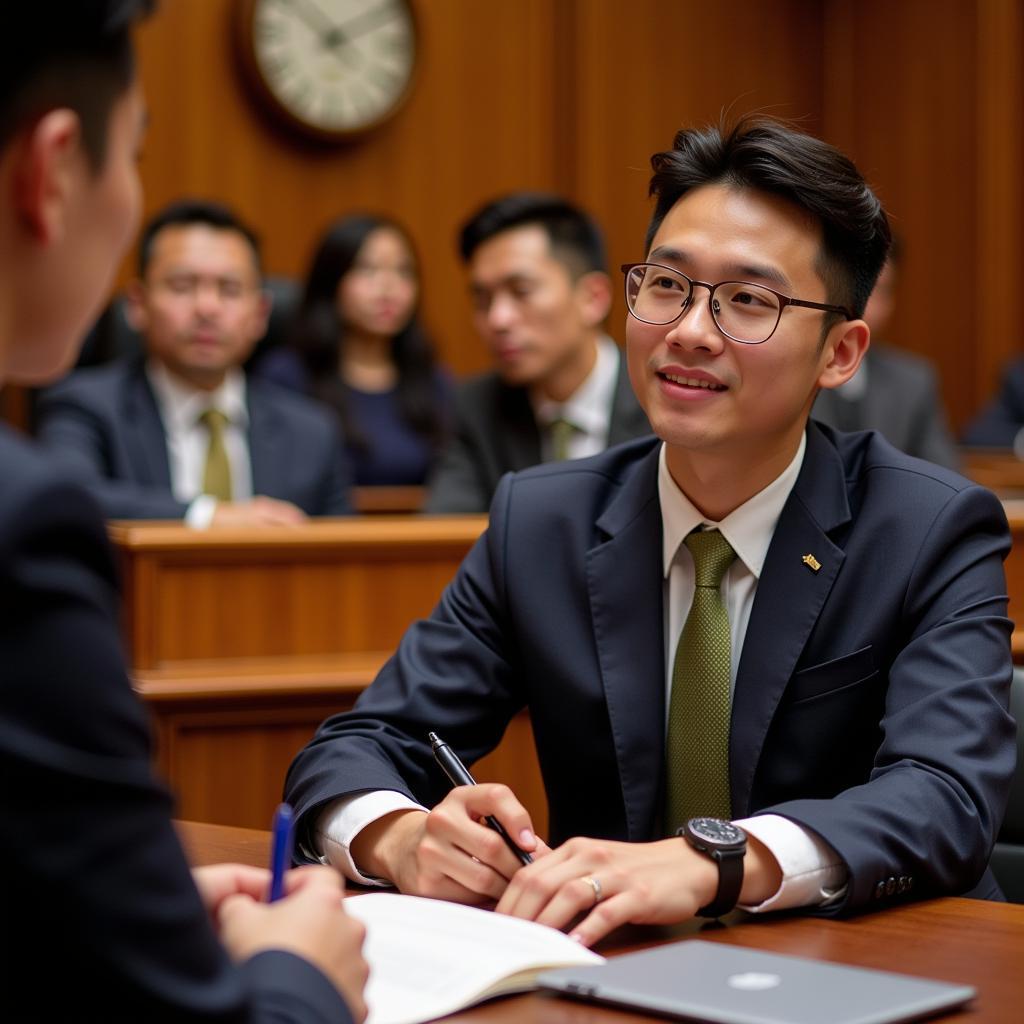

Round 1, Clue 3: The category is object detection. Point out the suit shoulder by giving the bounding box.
[0,429,107,553]
[248,376,337,433]
[39,360,133,404]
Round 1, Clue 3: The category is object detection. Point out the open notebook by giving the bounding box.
[344,892,604,1024]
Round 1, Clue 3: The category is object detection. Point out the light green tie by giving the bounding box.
[200,408,232,501]
[549,417,576,461]
[664,528,737,834]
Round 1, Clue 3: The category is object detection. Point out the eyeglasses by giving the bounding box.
[621,262,852,345]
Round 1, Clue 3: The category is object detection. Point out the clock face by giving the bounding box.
[241,0,417,140]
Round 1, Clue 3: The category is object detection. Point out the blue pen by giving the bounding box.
[268,802,295,903]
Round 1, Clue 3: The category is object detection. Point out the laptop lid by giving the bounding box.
[536,939,975,1024]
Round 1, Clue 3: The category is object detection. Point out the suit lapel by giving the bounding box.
[729,424,851,816]
[586,443,665,840]
[497,385,542,472]
[124,366,174,487]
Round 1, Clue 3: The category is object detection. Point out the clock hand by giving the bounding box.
[283,0,337,39]
[334,2,406,44]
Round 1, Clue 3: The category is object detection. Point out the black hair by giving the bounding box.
[137,199,263,278]
[458,192,607,278]
[0,2,155,170]
[646,118,891,321]
[290,214,446,453]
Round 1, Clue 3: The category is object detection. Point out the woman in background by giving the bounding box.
[258,215,451,486]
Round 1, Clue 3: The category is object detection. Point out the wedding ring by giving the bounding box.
[583,875,603,905]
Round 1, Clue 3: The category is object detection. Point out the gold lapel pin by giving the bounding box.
[802,553,822,573]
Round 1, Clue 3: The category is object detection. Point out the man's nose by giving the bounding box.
[483,292,518,331]
[664,286,724,353]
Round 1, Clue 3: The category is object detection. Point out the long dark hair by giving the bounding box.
[291,214,445,452]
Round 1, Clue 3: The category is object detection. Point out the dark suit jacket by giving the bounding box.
[811,344,958,469]
[34,358,352,519]
[287,424,1014,915]
[962,356,1024,447]
[424,346,651,513]
[0,425,352,1022]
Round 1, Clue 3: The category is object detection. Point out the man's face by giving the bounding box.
[468,224,600,392]
[8,81,146,385]
[131,224,268,390]
[627,184,854,468]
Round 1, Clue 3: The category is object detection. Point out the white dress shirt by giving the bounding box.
[532,336,619,461]
[146,361,252,527]
[658,438,846,912]
[317,431,847,910]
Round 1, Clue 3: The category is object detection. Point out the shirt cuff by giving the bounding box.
[315,791,427,886]
[735,813,848,912]
[185,495,217,528]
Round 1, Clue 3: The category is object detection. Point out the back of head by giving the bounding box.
[137,198,263,279]
[1,2,155,170]
[459,192,607,278]
[646,118,890,318]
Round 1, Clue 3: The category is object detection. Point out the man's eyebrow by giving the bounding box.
[469,273,537,292]
[646,245,792,291]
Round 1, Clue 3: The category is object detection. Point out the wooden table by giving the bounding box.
[178,821,1024,1023]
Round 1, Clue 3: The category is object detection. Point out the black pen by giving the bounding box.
[428,731,534,866]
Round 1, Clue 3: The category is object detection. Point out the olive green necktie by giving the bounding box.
[549,417,576,461]
[200,408,232,501]
[664,528,737,834]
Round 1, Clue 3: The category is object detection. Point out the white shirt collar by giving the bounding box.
[658,431,807,580]
[146,359,249,432]
[531,335,618,435]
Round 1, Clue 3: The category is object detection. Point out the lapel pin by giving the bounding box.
[802,553,822,573]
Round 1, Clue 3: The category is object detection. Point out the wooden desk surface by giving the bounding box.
[178,821,1024,1023]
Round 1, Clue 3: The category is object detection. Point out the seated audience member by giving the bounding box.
[961,359,1024,450]
[811,241,957,468]
[35,200,352,524]
[424,192,651,513]
[1,3,367,1021]
[285,120,1014,947]
[256,214,452,486]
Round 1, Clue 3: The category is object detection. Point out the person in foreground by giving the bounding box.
[0,3,366,1019]
[286,119,1014,946]
[35,199,353,525]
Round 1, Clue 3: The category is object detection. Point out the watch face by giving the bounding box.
[687,817,746,848]
[245,0,416,138]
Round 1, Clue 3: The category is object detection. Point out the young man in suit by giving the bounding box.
[424,192,651,513]
[0,3,367,1019]
[35,200,352,524]
[286,121,1014,945]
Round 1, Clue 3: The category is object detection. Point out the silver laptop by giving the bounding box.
[536,939,975,1024]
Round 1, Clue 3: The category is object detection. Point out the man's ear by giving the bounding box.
[574,270,613,328]
[818,319,870,391]
[12,109,83,245]
[123,279,149,331]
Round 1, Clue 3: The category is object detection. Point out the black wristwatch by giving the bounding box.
[679,817,747,918]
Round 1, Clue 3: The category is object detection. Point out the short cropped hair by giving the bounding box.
[646,118,891,319]
[0,2,155,170]
[137,199,263,278]
[458,192,607,278]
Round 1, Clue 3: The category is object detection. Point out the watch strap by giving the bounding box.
[696,846,744,917]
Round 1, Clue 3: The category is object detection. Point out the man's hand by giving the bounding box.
[211,496,307,526]
[494,833,782,947]
[351,785,546,903]
[215,865,369,1023]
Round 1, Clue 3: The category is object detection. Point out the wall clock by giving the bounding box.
[236,0,417,142]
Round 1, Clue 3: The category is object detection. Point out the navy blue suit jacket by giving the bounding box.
[34,358,352,519]
[0,425,352,1022]
[287,424,1015,915]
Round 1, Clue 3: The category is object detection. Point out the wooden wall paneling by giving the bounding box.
[822,0,1022,435]
[973,0,1024,420]
[564,0,826,338]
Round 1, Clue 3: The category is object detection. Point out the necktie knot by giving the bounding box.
[549,417,576,461]
[685,528,736,589]
[200,408,229,433]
